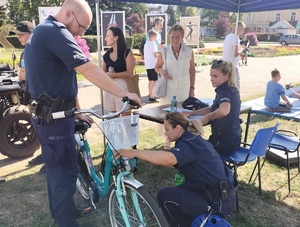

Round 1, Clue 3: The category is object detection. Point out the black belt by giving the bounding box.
[211,127,241,136]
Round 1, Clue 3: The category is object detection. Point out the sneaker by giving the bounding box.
[245,62,247,66]
[149,97,157,102]
[28,154,43,166]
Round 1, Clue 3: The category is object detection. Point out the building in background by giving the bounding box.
[245,9,300,34]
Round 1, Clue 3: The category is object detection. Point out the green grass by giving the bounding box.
[1,114,300,226]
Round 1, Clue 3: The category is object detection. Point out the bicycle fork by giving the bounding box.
[115,171,145,227]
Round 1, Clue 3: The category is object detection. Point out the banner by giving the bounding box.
[38,7,61,24]
[180,16,200,46]
[101,11,125,50]
[145,14,167,44]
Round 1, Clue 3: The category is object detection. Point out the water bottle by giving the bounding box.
[174,172,185,186]
[170,96,177,112]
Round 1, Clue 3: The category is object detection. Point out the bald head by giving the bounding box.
[55,0,92,36]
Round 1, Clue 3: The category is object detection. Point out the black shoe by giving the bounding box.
[28,154,43,166]
[149,97,157,102]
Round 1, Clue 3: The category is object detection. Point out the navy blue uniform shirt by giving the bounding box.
[169,131,234,188]
[210,82,241,130]
[25,15,89,100]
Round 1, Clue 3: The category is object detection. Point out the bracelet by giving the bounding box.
[190,87,195,90]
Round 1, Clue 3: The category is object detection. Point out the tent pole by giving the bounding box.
[196,8,202,72]
[94,0,104,116]
[235,0,240,35]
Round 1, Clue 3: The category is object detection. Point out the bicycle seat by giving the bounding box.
[74,119,90,133]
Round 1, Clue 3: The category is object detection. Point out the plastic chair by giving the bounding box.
[268,130,300,193]
[221,124,279,211]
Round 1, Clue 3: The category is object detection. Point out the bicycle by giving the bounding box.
[52,97,168,227]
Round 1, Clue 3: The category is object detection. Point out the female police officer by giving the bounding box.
[186,60,241,156]
[117,112,236,226]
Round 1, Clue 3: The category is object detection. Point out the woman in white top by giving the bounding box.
[155,24,196,149]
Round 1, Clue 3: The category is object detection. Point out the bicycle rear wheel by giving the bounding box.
[108,182,168,227]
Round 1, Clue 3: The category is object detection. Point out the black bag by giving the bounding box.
[182,97,209,110]
[139,37,146,59]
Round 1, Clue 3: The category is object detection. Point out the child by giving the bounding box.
[264,68,292,112]
[144,30,159,102]
[240,35,250,66]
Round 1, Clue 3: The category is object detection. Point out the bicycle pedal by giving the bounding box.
[81,206,94,215]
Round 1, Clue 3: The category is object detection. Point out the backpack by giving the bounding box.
[139,38,146,59]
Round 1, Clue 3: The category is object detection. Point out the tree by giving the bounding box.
[126,13,145,35]
[165,5,177,26]
[213,12,231,38]
[0,4,8,26]
[177,6,197,17]
[200,9,220,27]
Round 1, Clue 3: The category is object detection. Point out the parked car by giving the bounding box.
[279,34,300,46]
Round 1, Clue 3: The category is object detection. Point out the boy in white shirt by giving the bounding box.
[144,30,159,102]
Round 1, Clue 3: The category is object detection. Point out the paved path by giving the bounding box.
[1,54,299,178]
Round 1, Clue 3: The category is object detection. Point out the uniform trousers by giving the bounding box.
[157,185,236,227]
[31,117,79,227]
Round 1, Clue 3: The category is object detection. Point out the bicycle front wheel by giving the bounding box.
[108,182,168,227]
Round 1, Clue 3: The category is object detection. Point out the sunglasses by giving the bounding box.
[211,59,227,66]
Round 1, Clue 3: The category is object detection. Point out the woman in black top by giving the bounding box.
[186,60,241,156]
[102,26,135,114]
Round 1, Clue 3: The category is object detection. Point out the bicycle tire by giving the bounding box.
[108,182,168,227]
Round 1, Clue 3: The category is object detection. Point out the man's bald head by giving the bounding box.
[55,0,92,36]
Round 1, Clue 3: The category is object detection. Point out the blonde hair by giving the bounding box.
[165,112,204,136]
[211,60,237,88]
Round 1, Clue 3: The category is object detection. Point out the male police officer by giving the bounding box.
[24,0,141,226]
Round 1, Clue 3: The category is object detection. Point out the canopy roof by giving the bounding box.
[112,0,300,13]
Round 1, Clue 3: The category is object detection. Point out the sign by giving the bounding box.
[180,16,200,46]
[38,7,61,24]
[145,14,167,44]
[101,11,125,50]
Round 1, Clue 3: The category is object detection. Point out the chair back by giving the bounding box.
[248,123,279,157]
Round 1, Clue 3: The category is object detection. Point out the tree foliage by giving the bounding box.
[126,13,145,35]
[213,12,231,38]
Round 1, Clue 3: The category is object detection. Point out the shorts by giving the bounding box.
[104,78,128,112]
[146,69,158,81]
[243,49,249,55]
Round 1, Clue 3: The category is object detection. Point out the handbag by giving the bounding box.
[153,47,168,98]
[153,75,167,98]
[125,72,141,99]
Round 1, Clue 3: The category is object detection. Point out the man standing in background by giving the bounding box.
[222,21,246,90]
[147,16,165,52]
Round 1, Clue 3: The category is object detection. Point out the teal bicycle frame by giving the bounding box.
[75,120,146,226]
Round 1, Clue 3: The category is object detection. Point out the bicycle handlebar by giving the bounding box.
[52,97,140,120]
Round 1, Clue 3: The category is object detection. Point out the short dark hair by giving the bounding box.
[271,68,280,78]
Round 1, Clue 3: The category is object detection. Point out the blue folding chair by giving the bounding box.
[268,130,300,193]
[221,123,279,211]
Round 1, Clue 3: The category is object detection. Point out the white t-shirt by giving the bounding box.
[143,40,157,69]
[222,33,240,67]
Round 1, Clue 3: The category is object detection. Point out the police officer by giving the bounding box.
[186,60,241,156]
[117,112,236,226]
[24,0,141,226]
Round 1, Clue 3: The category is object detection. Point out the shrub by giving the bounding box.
[84,35,97,53]
[133,33,146,49]
[126,37,134,49]
[245,32,258,46]
[256,33,281,42]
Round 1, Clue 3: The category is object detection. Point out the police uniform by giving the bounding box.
[209,81,241,156]
[157,131,236,227]
[25,16,89,227]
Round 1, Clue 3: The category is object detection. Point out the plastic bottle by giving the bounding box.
[174,172,185,186]
[170,96,177,112]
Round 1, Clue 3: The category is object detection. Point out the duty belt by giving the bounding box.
[211,127,241,136]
